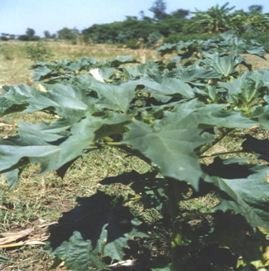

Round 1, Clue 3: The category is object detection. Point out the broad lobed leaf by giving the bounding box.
[205,168,269,228]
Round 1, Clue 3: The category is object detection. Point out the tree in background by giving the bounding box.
[170,8,190,19]
[80,1,269,49]
[149,0,167,20]
[44,30,56,39]
[229,9,249,33]
[44,30,51,39]
[192,2,235,33]
[244,5,269,33]
[26,28,35,39]
[57,27,79,43]
[248,5,263,13]
[18,28,40,41]
[0,33,15,41]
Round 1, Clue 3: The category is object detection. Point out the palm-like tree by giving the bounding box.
[247,12,269,32]
[230,7,269,33]
[230,10,249,32]
[192,2,235,33]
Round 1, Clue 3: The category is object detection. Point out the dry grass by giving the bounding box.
[0,40,157,85]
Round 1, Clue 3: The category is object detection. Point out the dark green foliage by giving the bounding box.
[149,0,167,20]
[163,33,215,44]
[80,3,269,49]
[9,3,265,48]
[0,33,15,41]
[43,30,55,39]
[82,19,155,45]
[57,27,79,42]
[82,15,187,47]
[191,2,235,34]
[170,9,189,19]
[248,5,263,13]
[18,28,40,41]
[26,28,35,39]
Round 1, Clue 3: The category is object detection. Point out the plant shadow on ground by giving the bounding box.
[48,170,154,246]
[48,171,153,270]
[47,161,269,271]
[48,192,133,250]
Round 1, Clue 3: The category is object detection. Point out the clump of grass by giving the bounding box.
[25,42,53,62]
[0,45,15,61]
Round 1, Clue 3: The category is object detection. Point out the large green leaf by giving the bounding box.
[53,231,106,271]
[203,54,238,77]
[123,99,256,189]
[0,83,91,119]
[17,121,70,144]
[205,168,269,227]
[218,72,249,95]
[32,65,52,81]
[0,85,34,115]
[39,116,101,170]
[89,79,136,112]
[123,106,209,189]
[26,84,89,113]
[34,114,128,172]
[255,105,269,129]
[219,71,266,107]
[0,113,127,181]
[196,104,256,128]
[138,77,195,99]
[54,224,144,271]
[109,55,136,67]
[171,100,255,129]
[0,144,59,172]
[175,65,220,83]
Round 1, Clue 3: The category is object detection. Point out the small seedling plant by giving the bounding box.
[1,34,269,270]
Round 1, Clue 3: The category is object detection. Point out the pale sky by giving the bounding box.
[0,0,268,36]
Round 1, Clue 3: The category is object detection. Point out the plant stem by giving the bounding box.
[166,181,180,271]
[199,128,234,156]
[105,141,122,146]
[200,150,248,158]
